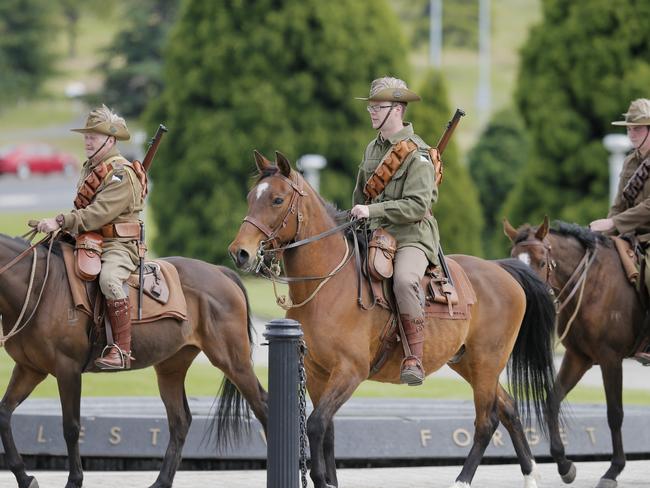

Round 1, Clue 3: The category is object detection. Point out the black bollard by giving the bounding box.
[264,318,304,488]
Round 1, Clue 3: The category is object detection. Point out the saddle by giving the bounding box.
[61,243,188,324]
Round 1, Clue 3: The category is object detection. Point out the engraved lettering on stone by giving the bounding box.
[585,426,597,445]
[37,425,47,443]
[452,428,472,447]
[109,426,122,445]
[492,429,504,447]
[420,429,432,447]
[150,428,161,446]
[524,427,540,446]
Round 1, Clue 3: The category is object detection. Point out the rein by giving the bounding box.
[0,228,59,345]
[514,237,597,345]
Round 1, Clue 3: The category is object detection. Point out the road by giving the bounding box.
[0,173,76,213]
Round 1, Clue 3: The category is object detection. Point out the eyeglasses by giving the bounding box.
[366,104,394,114]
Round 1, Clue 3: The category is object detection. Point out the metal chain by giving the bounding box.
[298,339,309,488]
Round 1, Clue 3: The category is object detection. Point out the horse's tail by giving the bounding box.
[210,267,265,451]
[497,258,558,435]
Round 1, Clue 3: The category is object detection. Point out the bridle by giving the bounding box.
[242,173,363,309]
[512,235,597,344]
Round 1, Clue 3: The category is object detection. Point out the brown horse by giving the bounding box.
[228,151,559,488]
[0,233,268,488]
[505,217,644,488]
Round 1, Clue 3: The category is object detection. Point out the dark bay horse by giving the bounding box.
[505,217,644,488]
[228,151,559,488]
[0,233,268,488]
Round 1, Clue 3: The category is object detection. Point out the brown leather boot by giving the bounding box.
[400,315,425,386]
[633,336,650,366]
[95,298,134,370]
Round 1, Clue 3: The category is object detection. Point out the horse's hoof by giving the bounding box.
[26,477,39,488]
[448,482,471,488]
[561,463,577,484]
[595,478,617,488]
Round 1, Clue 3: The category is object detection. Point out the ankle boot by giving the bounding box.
[95,297,133,370]
[400,314,425,386]
[633,336,650,366]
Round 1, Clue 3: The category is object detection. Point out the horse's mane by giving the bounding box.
[0,233,64,257]
[551,221,612,250]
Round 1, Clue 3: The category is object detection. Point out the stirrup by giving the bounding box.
[400,356,424,386]
[95,345,133,370]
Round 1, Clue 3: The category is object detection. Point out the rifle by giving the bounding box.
[434,109,465,287]
[138,124,168,320]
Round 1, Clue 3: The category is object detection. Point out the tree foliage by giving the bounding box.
[0,0,56,105]
[409,69,483,256]
[145,0,408,264]
[468,108,529,258]
[96,0,178,117]
[510,0,650,226]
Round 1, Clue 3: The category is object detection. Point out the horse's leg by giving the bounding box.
[0,364,46,488]
[496,385,539,488]
[149,358,193,488]
[597,359,625,488]
[55,361,84,488]
[547,349,592,484]
[306,367,364,488]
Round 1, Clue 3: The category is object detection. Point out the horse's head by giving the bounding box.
[503,215,555,283]
[229,150,308,271]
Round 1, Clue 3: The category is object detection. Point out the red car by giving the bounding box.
[0,143,80,179]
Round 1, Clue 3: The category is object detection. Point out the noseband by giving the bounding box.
[243,173,307,250]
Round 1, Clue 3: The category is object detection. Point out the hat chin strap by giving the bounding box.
[376,104,396,131]
[635,127,650,158]
[86,136,112,164]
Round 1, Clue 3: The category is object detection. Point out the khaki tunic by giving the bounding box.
[60,147,144,299]
[352,123,440,265]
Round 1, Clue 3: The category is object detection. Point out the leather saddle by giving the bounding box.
[61,243,188,325]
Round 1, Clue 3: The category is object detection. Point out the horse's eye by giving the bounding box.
[272,197,284,205]
[539,260,546,268]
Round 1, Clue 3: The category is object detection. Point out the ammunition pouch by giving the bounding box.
[75,232,104,281]
[101,222,141,239]
[368,228,397,281]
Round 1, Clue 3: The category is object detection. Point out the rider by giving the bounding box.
[590,98,650,365]
[36,105,145,370]
[351,77,441,385]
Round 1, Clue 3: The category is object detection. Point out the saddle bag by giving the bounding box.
[368,228,397,281]
[612,235,640,285]
[427,265,459,305]
[75,232,104,281]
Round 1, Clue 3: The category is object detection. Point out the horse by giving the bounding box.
[504,216,645,488]
[228,151,559,488]
[0,233,268,488]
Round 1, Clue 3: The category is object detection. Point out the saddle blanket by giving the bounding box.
[61,243,188,324]
[423,258,476,320]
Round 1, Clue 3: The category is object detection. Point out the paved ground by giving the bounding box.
[0,461,648,487]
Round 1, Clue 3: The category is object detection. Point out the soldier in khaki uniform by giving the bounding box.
[351,77,440,385]
[590,98,650,365]
[37,105,144,370]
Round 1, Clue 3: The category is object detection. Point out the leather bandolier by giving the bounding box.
[622,155,650,206]
[74,159,147,210]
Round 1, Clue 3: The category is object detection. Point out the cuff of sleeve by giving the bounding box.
[368,203,385,219]
[61,213,74,232]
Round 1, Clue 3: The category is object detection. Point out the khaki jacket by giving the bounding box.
[608,150,650,242]
[61,147,144,262]
[353,123,440,264]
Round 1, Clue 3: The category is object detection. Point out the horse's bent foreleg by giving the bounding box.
[599,360,625,487]
[55,363,83,488]
[548,349,592,483]
[0,364,46,488]
[307,368,364,488]
[496,385,539,486]
[149,360,193,488]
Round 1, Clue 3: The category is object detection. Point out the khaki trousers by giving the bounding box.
[99,249,138,300]
[393,246,428,319]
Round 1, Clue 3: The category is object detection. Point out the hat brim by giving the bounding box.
[612,120,650,126]
[70,122,130,141]
[354,87,421,103]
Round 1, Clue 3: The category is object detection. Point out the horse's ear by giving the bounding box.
[275,151,292,177]
[535,215,550,240]
[253,150,272,173]
[503,218,519,242]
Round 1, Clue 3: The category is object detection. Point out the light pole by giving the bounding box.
[477,0,491,121]
[297,154,327,192]
[429,0,442,67]
[603,134,632,205]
